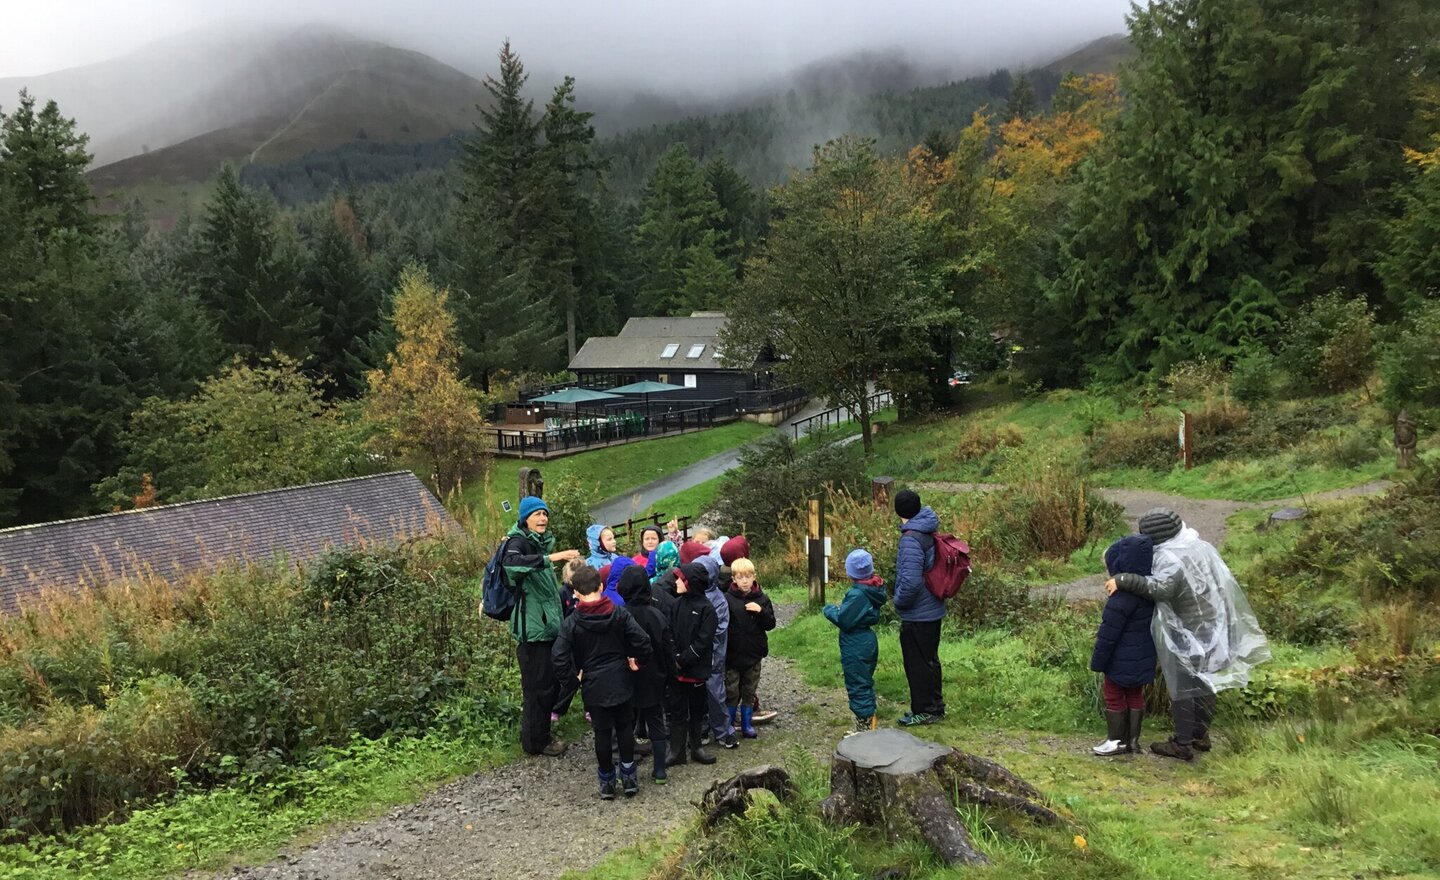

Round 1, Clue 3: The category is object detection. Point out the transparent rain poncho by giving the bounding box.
[1145,526,1271,697]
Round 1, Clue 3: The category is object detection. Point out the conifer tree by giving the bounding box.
[633,144,728,315]
[303,198,380,397]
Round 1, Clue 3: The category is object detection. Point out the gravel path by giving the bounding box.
[218,604,845,880]
[914,480,1392,603]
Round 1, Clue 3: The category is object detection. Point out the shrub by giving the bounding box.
[947,422,1024,464]
[1278,293,1376,394]
[949,569,1033,633]
[711,434,866,552]
[1087,410,1178,471]
[1163,357,1230,402]
[1379,300,1440,419]
[0,539,518,838]
[1229,347,1280,405]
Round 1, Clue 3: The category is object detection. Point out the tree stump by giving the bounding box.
[819,729,1062,866]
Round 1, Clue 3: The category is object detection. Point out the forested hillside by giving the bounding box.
[3,0,1440,531]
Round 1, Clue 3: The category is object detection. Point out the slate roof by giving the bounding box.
[570,314,754,371]
[0,471,458,614]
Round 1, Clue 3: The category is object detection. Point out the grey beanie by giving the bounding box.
[1138,508,1183,544]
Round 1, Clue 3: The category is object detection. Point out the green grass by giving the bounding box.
[0,724,515,880]
[554,420,770,502]
[642,474,725,520]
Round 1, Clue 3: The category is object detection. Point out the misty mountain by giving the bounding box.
[3,24,484,189]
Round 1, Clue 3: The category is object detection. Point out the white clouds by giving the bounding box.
[1,0,1135,86]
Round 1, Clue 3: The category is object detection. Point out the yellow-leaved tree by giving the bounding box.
[364,265,487,495]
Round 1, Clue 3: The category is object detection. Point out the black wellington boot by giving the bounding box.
[1126,709,1144,755]
[666,724,689,767]
[1092,710,1130,756]
[689,720,716,765]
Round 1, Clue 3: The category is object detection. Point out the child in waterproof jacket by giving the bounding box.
[587,524,622,570]
[665,562,719,768]
[1090,535,1157,757]
[617,564,675,783]
[825,549,889,732]
[552,564,653,800]
[724,557,775,738]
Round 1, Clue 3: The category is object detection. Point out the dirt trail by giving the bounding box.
[218,605,845,880]
[914,480,1392,602]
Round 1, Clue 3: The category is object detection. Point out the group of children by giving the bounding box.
[552,523,776,800]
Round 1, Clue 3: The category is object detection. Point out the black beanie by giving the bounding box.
[679,561,710,593]
[1138,508,1182,544]
[894,489,922,519]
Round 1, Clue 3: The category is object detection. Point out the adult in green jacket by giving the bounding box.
[824,549,889,731]
[504,496,581,757]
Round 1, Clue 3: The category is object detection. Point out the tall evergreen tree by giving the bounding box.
[704,155,764,272]
[189,165,316,360]
[633,144,728,315]
[1003,72,1036,121]
[1052,0,1438,377]
[303,198,380,397]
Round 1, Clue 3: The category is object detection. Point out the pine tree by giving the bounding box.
[539,76,606,358]
[1003,73,1036,121]
[704,155,764,271]
[303,198,380,397]
[190,165,316,360]
[633,144,728,315]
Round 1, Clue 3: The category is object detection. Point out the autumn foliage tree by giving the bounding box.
[364,266,487,494]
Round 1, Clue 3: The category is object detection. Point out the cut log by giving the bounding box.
[700,764,798,829]
[819,729,1063,866]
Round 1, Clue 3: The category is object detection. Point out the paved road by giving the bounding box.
[590,398,840,525]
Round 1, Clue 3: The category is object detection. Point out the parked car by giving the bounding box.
[948,370,973,387]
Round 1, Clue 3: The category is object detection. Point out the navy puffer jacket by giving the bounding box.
[1089,590,1157,686]
[893,507,945,623]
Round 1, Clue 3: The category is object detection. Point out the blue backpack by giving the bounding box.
[481,536,520,621]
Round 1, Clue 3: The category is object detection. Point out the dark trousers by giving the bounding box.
[516,640,557,755]
[636,701,668,743]
[666,680,709,748]
[725,662,762,706]
[1103,677,1146,711]
[899,620,945,716]
[1171,687,1216,746]
[589,702,636,774]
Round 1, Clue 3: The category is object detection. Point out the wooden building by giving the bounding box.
[568,313,775,400]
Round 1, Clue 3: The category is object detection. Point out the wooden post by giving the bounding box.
[1396,410,1417,470]
[518,467,543,500]
[807,493,827,607]
[1179,411,1193,470]
[872,476,894,511]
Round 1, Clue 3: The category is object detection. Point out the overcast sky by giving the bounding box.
[3,0,1135,87]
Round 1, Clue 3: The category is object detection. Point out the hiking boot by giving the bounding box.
[1191,735,1212,752]
[598,770,617,801]
[897,712,940,727]
[1150,738,1195,761]
[651,740,669,784]
[619,762,639,798]
[740,706,758,739]
[718,732,739,749]
[541,739,567,758]
[1093,710,1131,757]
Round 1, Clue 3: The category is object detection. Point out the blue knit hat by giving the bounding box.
[1104,535,1153,578]
[845,549,875,581]
[518,495,549,528]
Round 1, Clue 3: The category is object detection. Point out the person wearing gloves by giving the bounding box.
[892,490,947,726]
[826,549,889,733]
[586,524,622,570]
[503,495,582,757]
[1106,508,1271,760]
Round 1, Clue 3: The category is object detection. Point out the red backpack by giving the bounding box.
[905,530,972,601]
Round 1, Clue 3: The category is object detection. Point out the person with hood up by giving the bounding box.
[687,550,737,749]
[892,490,947,726]
[617,564,675,784]
[552,564,653,799]
[825,549,889,732]
[504,496,582,758]
[665,562,719,768]
[647,540,681,585]
[1089,535,1156,757]
[724,557,775,738]
[1106,508,1271,760]
[586,524,622,570]
[632,525,664,567]
[602,557,633,607]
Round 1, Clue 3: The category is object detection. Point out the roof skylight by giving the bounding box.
[661,343,679,358]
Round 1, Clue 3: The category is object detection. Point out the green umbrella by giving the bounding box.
[605,380,688,418]
[529,387,622,404]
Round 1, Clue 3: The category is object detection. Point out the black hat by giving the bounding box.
[679,561,710,592]
[894,489,922,520]
[1138,508,1182,544]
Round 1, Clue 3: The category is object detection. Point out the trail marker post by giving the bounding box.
[872,476,894,511]
[807,492,828,607]
[1178,412,1193,471]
